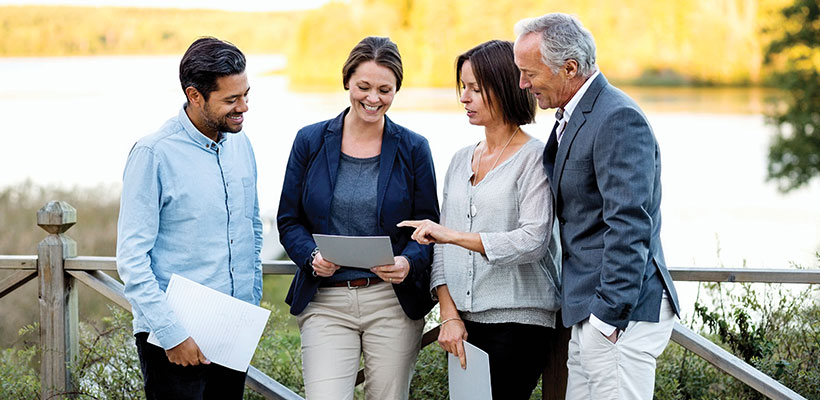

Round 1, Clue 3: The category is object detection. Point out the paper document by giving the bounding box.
[147,274,270,371]
[312,234,394,268]
[448,341,492,400]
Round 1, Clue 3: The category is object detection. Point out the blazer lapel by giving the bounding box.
[323,110,345,194]
[553,73,608,197]
[376,116,399,223]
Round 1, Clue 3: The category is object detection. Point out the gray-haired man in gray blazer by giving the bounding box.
[514,13,680,400]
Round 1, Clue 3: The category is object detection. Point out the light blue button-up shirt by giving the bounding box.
[116,106,263,350]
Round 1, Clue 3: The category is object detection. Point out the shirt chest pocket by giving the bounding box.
[242,177,255,219]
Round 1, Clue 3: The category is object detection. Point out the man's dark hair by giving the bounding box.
[179,37,246,101]
[456,40,536,126]
[342,36,403,91]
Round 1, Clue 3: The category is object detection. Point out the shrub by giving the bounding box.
[655,275,820,400]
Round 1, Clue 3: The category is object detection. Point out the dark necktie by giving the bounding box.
[543,120,559,179]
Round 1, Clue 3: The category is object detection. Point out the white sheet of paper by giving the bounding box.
[312,234,394,268]
[448,341,492,400]
[147,274,270,371]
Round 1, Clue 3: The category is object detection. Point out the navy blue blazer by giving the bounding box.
[277,108,440,320]
[544,74,680,330]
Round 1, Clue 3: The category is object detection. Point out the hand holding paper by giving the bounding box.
[370,256,410,284]
[166,336,210,367]
[311,251,340,277]
[312,234,394,268]
[448,341,492,400]
[438,319,468,369]
[147,274,270,371]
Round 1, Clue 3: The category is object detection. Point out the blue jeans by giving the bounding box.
[135,332,247,400]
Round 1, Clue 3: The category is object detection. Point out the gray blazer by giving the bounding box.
[544,73,680,330]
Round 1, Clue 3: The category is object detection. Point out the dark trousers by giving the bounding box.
[462,320,555,400]
[135,332,247,400]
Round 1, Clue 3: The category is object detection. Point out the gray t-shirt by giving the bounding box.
[326,152,380,282]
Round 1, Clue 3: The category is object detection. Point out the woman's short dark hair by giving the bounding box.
[456,40,536,126]
[179,37,246,101]
[342,36,403,91]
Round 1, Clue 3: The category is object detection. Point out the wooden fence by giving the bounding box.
[0,200,817,399]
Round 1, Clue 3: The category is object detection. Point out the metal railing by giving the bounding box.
[1,200,817,400]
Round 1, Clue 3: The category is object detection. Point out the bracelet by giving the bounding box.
[309,247,319,277]
[440,317,462,327]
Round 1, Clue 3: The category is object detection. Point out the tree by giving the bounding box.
[764,0,820,192]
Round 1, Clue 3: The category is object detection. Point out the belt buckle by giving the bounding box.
[346,278,371,290]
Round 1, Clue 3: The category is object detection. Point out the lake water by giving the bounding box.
[2,55,819,313]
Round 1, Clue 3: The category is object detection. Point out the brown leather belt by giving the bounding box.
[321,276,383,289]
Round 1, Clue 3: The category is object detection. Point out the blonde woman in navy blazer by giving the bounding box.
[276,36,439,400]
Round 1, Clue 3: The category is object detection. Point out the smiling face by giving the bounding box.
[459,60,499,127]
[514,32,572,110]
[187,72,250,140]
[346,61,397,125]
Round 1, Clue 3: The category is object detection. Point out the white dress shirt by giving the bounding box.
[556,70,600,144]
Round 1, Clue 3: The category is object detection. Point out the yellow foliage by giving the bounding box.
[0,6,297,56]
[0,1,798,87]
[286,0,794,88]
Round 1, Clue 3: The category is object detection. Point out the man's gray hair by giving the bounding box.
[514,13,597,77]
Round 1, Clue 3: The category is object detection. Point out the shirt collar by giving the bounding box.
[556,69,600,125]
[178,104,227,149]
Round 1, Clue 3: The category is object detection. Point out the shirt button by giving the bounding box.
[230,239,234,244]
[466,291,471,296]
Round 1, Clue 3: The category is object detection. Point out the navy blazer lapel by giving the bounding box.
[377,115,400,223]
[553,73,608,195]
[323,110,345,194]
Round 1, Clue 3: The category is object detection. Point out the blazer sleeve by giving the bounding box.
[277,129,319,274]
[399,137,440,281]
[589,106,656,329]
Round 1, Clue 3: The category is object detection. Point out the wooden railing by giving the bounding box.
[1,200,816,400]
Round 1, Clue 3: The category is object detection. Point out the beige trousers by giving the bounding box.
[565,299,676,400]
[296,282,424,400]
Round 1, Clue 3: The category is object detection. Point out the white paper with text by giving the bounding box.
[147,274,270,371]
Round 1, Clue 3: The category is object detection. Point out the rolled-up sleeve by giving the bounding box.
[116,146,188,350]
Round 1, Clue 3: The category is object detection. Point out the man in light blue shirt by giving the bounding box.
[116,37,262,399]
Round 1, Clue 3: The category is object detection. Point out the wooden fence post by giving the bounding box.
[37,200,79,398]
[542,312,570,400]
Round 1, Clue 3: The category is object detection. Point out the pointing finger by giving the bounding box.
[456,340,467,370]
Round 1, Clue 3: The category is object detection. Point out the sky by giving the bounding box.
[0,0,330,11]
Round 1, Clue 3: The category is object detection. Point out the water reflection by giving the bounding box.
[1,55,818,312]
